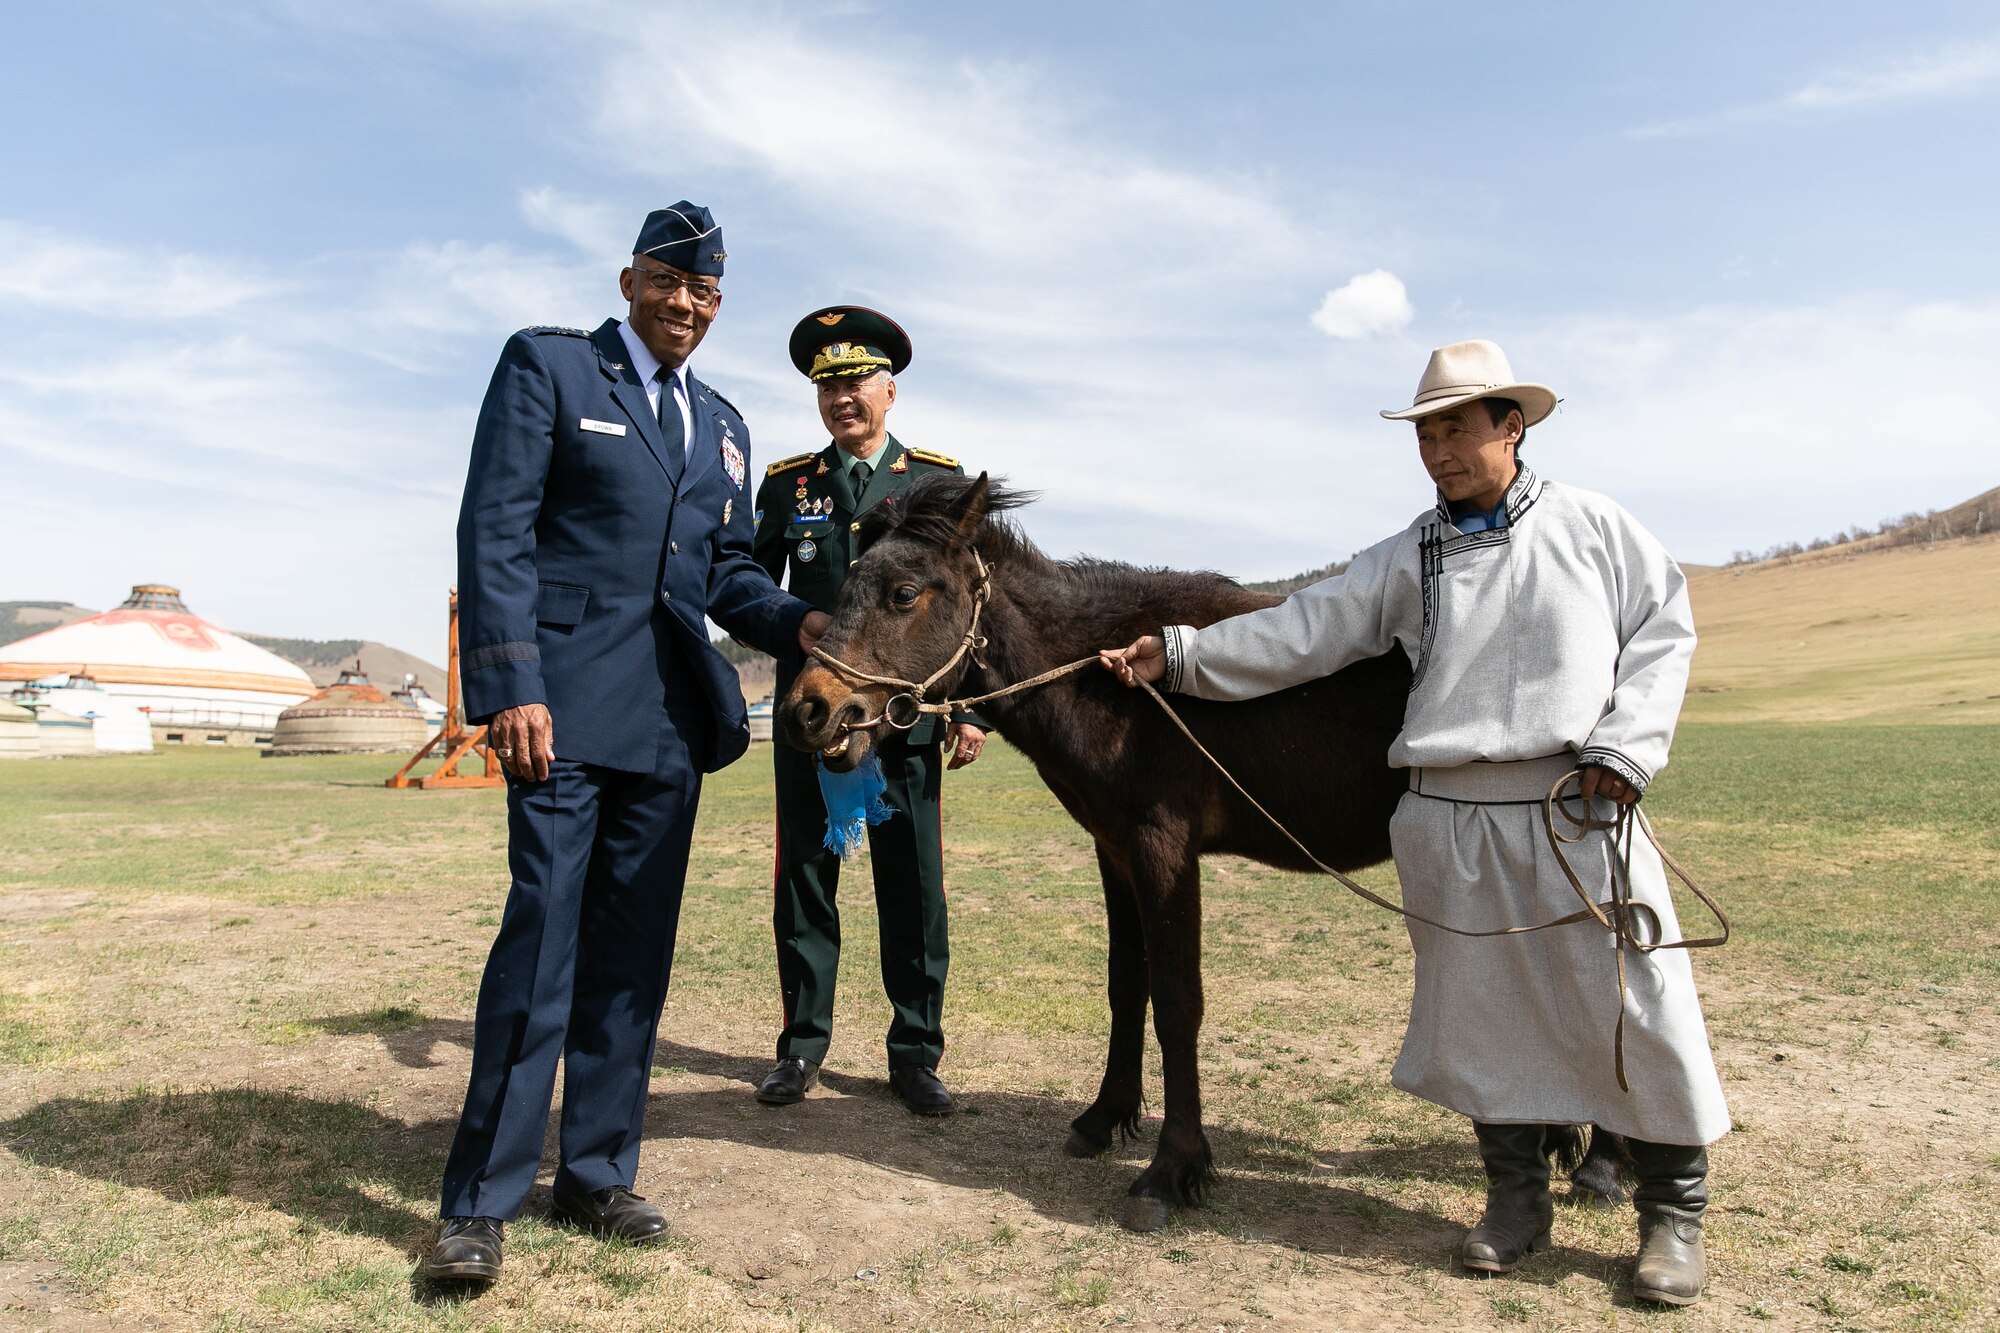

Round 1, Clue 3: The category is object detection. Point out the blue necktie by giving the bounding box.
[656,368,685,483]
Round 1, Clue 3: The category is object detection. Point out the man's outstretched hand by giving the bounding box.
[1098,634,1166,688]
[488,703,554,782]
[799,611,833,654]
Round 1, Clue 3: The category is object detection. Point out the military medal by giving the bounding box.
[797,538,818,563]
[720,436,746,489]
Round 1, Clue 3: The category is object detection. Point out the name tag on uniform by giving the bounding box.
[579,418,627,436]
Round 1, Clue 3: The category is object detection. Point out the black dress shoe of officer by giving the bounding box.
[418,1216,504,1283]
[756,1057,821,1106]
[550,1186,668,1243]
[889,1064,955,1116]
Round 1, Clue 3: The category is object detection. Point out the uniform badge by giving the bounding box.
[815,459,829,476]
[796,538,818,563]
[720,437,745,490]
[890,452,907,474]
[722,498,733,525]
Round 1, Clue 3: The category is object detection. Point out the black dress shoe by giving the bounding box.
[889,1065,955,1116]
[418,1216,504,1283]
[550,1186,668,1243]
[756,1057,821,1106]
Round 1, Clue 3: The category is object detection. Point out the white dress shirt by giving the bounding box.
[616,320,693,457]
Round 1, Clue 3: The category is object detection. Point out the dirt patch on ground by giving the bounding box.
[3,884,1995,1331]
[0,1260,168,1332]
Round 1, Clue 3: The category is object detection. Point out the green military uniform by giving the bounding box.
[754,321,977,1073]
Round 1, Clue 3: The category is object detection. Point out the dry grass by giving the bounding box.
[1684,535,2000,724]
[0,727,1995,1331]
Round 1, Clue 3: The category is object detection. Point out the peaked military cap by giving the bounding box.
[633,202,727,277]
[789,306,913,380]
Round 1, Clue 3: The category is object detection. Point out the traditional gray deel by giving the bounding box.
[1160,466,1728,1144]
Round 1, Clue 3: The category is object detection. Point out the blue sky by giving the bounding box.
[3,0,1996,651]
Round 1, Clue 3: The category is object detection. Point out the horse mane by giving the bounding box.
[860,473,1276,636]
[857,473,1037,555]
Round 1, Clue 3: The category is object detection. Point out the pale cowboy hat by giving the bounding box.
[1380,339,1558,427]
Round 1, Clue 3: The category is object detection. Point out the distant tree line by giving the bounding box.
[1727,493,1997,567]
[242,635,367,667]
[1244,559,1352,597]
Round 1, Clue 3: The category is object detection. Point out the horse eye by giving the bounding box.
[891,585,920,607]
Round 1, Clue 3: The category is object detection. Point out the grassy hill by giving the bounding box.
[1684,534,2000,725]
[0,602,93,649]
[239,637,446,691]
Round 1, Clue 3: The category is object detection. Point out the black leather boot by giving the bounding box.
[1457,1122,1554,1274]
[1627,1139,1708,1305]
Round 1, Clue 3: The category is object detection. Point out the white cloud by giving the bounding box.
[1310,270,1414,340]
[0,209,597,647]
[1634,36,2000,138]
[0,220,282,319]
[1501,294,2000,560]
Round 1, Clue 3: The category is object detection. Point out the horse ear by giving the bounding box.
[946,472,992,549]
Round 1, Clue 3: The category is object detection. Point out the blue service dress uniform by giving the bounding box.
[443,318,808,1220]
[751,437,972,1072]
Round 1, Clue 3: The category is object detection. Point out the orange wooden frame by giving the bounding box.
[386,589,504,790]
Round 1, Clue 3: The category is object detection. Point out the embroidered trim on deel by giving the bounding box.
[1410,523,1444,694]
[1162,625,1188,694]
[1578,746,1650,793]
[1504,465,1543,523]
[1439,526,1512,558]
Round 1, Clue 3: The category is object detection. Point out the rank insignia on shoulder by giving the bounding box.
[905,447,959,468]
[767,451,817,476]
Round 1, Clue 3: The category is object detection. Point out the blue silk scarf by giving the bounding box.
[817,751,898,858]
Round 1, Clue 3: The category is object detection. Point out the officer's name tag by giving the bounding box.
[579,418,627,436]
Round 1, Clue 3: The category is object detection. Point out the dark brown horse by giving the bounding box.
[779,475,1629,1229]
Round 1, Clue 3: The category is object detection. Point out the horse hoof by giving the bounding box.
[1064,1129,1108,1159]
[1121,1195,1174,1233]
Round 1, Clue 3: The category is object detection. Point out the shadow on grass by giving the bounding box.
[308,1011,474,1069]
[1,1088,450,1251]
[644,1039,1492,1264]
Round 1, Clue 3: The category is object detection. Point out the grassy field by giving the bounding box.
[0,725,1995,1331]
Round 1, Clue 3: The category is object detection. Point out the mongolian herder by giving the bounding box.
[749,307,988,1116]
[1099,339,1726,1305]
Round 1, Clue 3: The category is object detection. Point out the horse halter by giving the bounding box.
[808,549,995,733]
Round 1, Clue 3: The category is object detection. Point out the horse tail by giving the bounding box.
[1546,1123,1588,1174]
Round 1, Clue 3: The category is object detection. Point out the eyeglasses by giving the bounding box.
[631,266,720,308]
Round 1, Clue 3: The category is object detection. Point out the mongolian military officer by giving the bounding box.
[420,204,827,1286]
[751,306,986,1116]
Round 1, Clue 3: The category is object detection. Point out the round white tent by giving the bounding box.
[14,680,154,754]
[0,585,314,734]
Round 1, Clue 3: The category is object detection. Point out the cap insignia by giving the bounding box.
[816,312,846,326]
